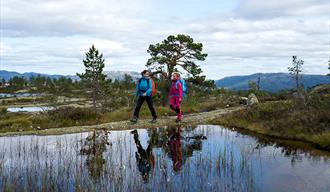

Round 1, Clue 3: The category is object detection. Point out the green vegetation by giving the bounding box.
[212,88,330,150]
[77,45,112,111]
[147,34,207,80]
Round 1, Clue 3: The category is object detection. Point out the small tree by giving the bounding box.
[0,78,5,86]
[146,34,207,81]
[328,59,330,76]
[8,76,27,90]
[288,56,304,92]
[257,73,261,91]
[248,81,258,92]
[77,45,110,110]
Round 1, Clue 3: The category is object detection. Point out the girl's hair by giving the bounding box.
[141,70,149,76]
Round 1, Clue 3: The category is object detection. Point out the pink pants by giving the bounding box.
[170,96,182,120]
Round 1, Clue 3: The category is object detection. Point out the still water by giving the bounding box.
[0,93,46,98]
[0,125,329,191]
[6,106,53,112]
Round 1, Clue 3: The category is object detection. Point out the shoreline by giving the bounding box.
[1,106,329,152]
[0,107,243,137]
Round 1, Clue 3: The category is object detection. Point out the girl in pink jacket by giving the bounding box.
[169,73,183,122]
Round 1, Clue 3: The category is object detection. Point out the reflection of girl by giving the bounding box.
[168,127,183,171]
[167,127,207,172]
[131,130,155,182]
[169,73,183,122]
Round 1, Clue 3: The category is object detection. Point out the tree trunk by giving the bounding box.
[92,89,97,110]
[296,73,299,92]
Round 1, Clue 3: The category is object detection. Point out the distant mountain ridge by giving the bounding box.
[2,70,329,92]
[104,71,140,81]
[0,70,141,81]
[216,73,330,92]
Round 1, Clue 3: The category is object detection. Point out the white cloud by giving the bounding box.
[235,0,328,18]
[1,0,149,37]
[0,0,329,79]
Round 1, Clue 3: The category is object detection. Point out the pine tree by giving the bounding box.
[288,56,304,92]
[146,34,207,82]
[77,45,110,110]
[257,73,261,91]
[328,59,330,76]
[146,34,209,104]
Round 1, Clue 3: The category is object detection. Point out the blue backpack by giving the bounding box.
[176,79,188,97]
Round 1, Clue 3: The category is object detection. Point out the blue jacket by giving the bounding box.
[136,77,152,97]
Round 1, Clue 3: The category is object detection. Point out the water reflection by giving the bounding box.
[7,106,53,112]
[131,126,206,182]
[131,129,155,182]
[0,93,46,98]
[0,125,329,192]
[167,127,183,171]
[80,129,111,180]
[233,128,330,163]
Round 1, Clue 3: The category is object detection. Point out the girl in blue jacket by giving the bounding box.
[131,70,157,123]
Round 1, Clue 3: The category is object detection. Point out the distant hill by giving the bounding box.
[104,71,140,81]
[216,73,330,92]
[0,70,141,82]
[0,70,78,81]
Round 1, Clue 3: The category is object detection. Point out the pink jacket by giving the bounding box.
[169,79,183,99]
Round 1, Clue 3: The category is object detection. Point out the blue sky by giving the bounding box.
[0,0,329,79]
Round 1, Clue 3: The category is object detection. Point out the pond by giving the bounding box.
[0,125,329,192]
[6,106,53,112]
[0,93,46,98]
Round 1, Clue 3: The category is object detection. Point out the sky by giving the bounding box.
[0,0,329,79]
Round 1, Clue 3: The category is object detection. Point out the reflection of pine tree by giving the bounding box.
[80,129,111,180]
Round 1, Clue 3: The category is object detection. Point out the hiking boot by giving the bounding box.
[150,118,157,123]
[175,118,182,123]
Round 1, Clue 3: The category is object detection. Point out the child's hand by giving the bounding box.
[143,93,147,97]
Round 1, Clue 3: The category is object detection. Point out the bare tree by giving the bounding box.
[288,56,304,92]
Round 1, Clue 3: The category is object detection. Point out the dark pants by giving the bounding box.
[133,96,157,119]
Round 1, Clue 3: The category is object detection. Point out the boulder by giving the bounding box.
[247,93,259,106]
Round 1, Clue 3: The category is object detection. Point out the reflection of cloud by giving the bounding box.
[1,0,328,79]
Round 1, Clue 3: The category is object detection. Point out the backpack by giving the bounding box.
[138,78,156,96]
[175,79,188,97]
